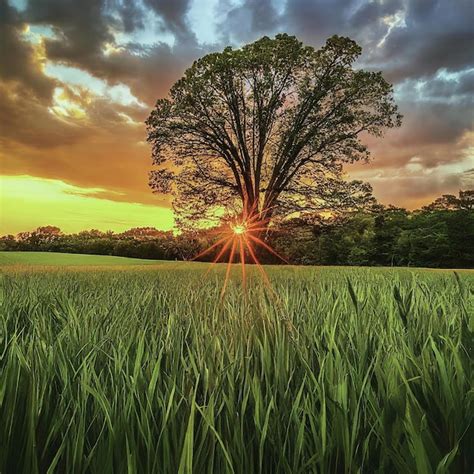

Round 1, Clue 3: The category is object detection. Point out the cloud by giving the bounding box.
[0,81,90,148]
[349,155,474,210]
[1,0,473,217]
[25,0,114,63]
[279,0,474,83]
[0,0,55,98]
[374,0,474,81]
[219,0,281,44]
[143,0,195,42]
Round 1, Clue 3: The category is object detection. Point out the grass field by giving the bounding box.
[1,253,473,473]
[0,251,167,266]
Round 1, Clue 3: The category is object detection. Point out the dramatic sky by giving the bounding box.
[1,0,473,234]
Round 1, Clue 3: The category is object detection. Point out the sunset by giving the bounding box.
[1,0,473,234]
[1,0,473,472]
[1,174,174,233]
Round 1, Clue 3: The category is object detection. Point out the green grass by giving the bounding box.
[0,259,473,473]
[0,251,168,266]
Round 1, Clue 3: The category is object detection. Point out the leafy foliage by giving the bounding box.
[146,34,401,228]
[271,205,473,268]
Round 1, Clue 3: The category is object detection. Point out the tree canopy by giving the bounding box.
[148,34,402,228]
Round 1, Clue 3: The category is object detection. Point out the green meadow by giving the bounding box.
[0,253,473,473]
[0,251,167,266]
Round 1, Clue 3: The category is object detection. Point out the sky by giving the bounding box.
[0,0,473,234]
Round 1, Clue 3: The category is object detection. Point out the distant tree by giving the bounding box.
[77,229,105,240]
[270,217,320,264]
[16,226,63,250]
[3,187,472,268]
[34,226,63,244]
[422,190,474,212]
[443,209,474,267]
[397,215,451,267]
[147,34,401,230]
[120,227,172,240]
[0,235,16,251]
[459,190,474,210]
[372,206,409,265]
[422,194,460,211]
[171,232,205,261]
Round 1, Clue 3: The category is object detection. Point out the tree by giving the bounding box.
[458,190,474,210]
[422,194,460,211]
[372,205,409,265]
[0,235,16,251]
[422,190,474,212]
[16,226,63,250]
[120,227,173,241]
[147,34,401,230]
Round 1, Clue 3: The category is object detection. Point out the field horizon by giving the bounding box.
[1,251,473,273]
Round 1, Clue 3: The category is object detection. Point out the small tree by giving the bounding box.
[422,190,474,212]
[16,226,63,250]
[147,34,401,229]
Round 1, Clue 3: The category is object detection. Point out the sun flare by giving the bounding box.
[192,212,289,298]
[232,223,246,235]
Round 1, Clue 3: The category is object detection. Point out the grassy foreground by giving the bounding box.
[0,261,473,473]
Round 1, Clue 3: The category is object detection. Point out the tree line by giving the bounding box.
[2,191,472,268]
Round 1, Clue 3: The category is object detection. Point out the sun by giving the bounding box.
[192,211,289,298]
[232,223,246,235]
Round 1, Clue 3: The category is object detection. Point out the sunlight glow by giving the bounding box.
[49,87,87,120]
[0,175,174,234]
[232,223,246,235]
[44,63,146,108]
[193,207,289,298]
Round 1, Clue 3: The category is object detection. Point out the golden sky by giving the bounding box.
[0,175,174,234]
[1,0,473,235]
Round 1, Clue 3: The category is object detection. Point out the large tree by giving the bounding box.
[147,34,401,229]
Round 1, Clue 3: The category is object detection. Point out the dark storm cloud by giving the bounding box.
[350,0,403,28]
[103,42,204,105]
[280,0,474,82]
[0,0,88,148]
[7,0,473,104]
[143,0,195,41]
[113,0,145,33]
[0,0,55,99]
[279,0,404,52]
[0,83,90,148]
[376,0,474,82]
[219,0,280,43]
[14,0,204,105]
[397,68,474,103]
[25,0,114,63]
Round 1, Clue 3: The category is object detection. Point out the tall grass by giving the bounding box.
[0,265,473,473]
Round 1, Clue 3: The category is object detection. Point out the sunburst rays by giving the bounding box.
[192,205,288,298]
